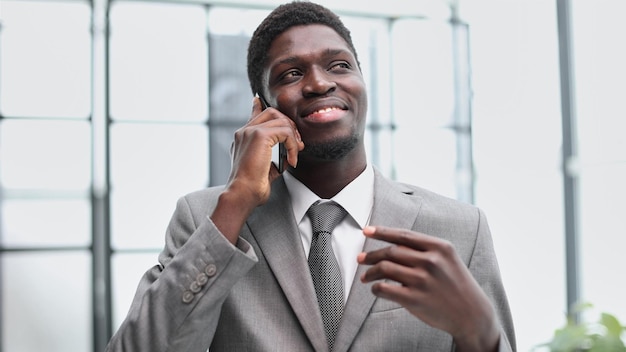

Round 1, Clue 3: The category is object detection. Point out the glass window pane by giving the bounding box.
[572,1,626,322]
[392,19,456,129]
[1,198,90,247]
[573,1,626,165]
[111,252,160,330]
[579,165,626,319]
[463,1,566,351]
[109,2,208,122]
[207,7,268,36]
[110,123,208,249]
[1,251,92,351]
[364,128,395,181]
[342,17,393,126]
[0,120,91,190]
[393,127,457,198]
[0,0,91,118]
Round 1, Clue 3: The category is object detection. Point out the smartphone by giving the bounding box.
[258,94,287,173]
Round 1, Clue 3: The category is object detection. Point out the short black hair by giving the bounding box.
[246,1,360,96]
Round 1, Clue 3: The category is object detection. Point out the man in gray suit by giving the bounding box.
[106,2,516,351]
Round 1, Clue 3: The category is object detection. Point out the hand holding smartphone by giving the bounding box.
[257,94,288,173]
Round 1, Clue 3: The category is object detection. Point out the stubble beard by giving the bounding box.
[302,133,359,161]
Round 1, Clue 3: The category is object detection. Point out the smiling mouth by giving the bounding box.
[313,107,339,114]
[304,106,345,118]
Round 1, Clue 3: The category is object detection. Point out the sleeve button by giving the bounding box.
[189,281,202,293]
[204,264,217,277]
[182,290,194,304]
[196,273,209,286]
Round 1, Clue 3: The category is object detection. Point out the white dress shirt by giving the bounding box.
[282,164,374,302]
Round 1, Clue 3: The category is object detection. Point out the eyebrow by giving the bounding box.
[275,48,352,66]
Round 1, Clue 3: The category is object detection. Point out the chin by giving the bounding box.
[303,134,359,161]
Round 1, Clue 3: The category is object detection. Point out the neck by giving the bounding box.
[288,151,367,199]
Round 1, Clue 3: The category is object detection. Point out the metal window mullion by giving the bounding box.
[367,21,381,171]
[450,13,474,205]
[556,0,581,319]
[91,0,113,350]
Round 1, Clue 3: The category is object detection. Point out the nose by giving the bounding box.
[302,67,337,97]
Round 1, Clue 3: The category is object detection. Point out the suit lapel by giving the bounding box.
[246,177,329,352]
[333,170,424,352]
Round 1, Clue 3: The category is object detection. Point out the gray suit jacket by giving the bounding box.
[106,169,516,351]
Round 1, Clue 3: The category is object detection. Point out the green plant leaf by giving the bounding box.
[589,334,626,352]
[601,313,625,337]
[536,302,626,352]
[549,324,589,351]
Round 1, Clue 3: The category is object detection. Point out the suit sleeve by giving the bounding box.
[105,195,258,352]
[468,208,516,352]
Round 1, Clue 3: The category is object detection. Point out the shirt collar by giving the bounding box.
[283,164,374,229]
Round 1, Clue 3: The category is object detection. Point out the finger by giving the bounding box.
[370,281,420,307]
[268,161,282,183]
[256,111,303,169]
[261,122,303,167]
[357,244,424,267]
[360,259,429,288]
[370,282,431,316]
[284,132,305,168]
[363,226,441,251]
[247,100,295,136]
[250,95,264,120]
[245,97,305,169]
[249,95,284,125]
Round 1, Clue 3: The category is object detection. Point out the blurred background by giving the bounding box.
[0,0,624,351]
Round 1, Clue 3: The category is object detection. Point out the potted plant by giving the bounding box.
[534,303,626,352]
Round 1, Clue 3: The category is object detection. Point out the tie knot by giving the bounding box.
[307,201,348,235]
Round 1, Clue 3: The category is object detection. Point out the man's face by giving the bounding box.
[263,24,368,160]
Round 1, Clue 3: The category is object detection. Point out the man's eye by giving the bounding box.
[330,62,351,71]
[284,70,302,78]
[277,70,302,83]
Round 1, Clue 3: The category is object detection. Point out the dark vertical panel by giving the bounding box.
[92,193,112,351]
[208,34,252,186]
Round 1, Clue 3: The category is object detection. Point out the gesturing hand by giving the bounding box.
[357,226,500,352]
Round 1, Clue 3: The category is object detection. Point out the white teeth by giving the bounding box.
[313,107,338,114]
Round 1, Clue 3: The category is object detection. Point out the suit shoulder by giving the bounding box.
[183,185,225,201]
[176,185,225,216]
[396,181,477,211]
[392,182,485,235]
